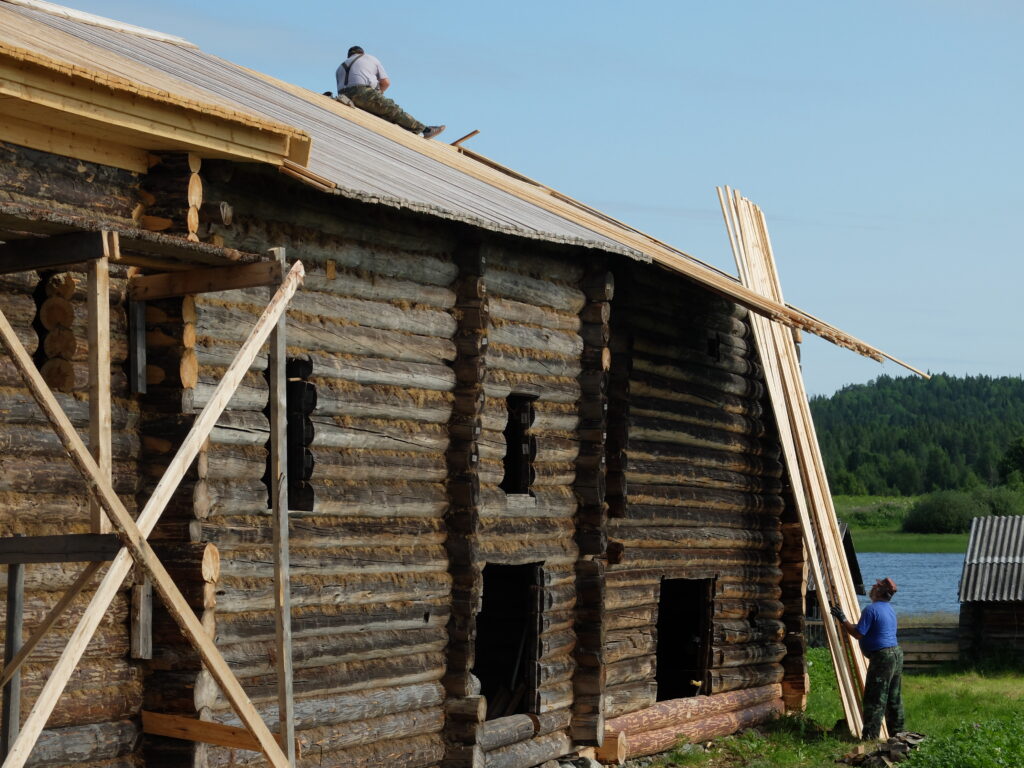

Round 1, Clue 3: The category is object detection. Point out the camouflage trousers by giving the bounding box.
[339,86,425,134]
[862,646,905,739]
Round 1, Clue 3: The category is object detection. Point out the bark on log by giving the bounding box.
[482,731,572,768]
[621,699,783,758]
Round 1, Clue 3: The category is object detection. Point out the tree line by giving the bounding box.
[810,374,1024,496]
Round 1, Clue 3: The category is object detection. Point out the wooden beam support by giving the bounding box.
[0,534,120,565]
[267,248,295,766]
[88,254,113,534]
[127,261,282,301]
[141,711,297,754]
[0,262,304,768]
[2,553,24,758]
[0,232,106,274]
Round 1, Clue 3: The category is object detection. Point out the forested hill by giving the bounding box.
[809,374,1024,495]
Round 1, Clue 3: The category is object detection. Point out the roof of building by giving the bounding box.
[959,516,1024,603]
[0,0,919,372]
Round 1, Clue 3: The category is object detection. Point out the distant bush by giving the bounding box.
[902,491,987,533]
[843,501,910,529]
[906,718,1024,768]
[975,486,1024,517]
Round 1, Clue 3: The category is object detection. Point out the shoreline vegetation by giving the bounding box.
[835,495,969,553]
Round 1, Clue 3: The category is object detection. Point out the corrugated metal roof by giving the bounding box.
[959,516,1024,603]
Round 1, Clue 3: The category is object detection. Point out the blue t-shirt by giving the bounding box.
[856,601,898,653]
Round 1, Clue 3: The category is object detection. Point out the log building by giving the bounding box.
[0,2,897,766]
[958,515,1024,661]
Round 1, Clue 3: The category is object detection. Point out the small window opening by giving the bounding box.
[656,577,713,701]
[501,394,537,496]
[473,563,540,719]
[264,358,315,511]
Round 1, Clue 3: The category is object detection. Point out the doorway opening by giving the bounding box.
[472,562,540,719]
[656,577,713,701]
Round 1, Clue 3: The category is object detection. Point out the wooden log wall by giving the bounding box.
[0,268,145,767]
[602,264,789,721]
[153,167,458,768]
[470,246,583,768]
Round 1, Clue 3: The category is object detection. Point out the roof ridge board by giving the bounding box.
[0,0,196,47]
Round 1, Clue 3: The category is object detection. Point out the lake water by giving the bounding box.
[854,552,965,616]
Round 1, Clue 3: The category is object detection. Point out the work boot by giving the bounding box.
[422,125,446,140]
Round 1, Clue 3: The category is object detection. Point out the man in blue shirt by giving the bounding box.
[830,577,905,740]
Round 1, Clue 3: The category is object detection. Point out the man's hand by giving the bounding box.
[829,603,848,623]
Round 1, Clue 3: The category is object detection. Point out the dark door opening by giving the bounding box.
[472,563,540,719]
[656,577,713,701]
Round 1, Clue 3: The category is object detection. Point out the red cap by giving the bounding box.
[875,577,897,595]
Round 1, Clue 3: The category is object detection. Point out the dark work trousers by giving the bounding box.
[862,646,905,739]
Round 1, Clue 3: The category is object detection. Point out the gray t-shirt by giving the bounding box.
[336,53,388,91]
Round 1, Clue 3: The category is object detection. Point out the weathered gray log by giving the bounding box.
[625,484,783,514]
[286,316,456,364]
[605,655,654,687]
[24,720,140,767]
[485,347,581,379]
[477,715,536,752]
[486,269,585,313]
[612,504,780,531]
[208,732,445,768]
[604,682,657,721]
[300,268,456,307]
[308,354,456,391]
[488,324,581,358]
[310,417,449,452]
[276,291,457,338]
[489,298,580,332]
[484,246,585,285]
[713,619,786,645]
[309,480,449,518]
[483,731,572,768]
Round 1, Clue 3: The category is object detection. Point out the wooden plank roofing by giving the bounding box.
[0,0,919,371]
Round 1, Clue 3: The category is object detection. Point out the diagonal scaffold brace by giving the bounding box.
[0,260,305,768]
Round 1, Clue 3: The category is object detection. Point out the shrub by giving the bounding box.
[902,491,987,533]
[906,718,1024,768]
[974,486,1024,517]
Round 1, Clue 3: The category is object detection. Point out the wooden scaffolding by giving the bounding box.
[0,218,303,768]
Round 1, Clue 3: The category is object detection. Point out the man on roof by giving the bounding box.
[335,46,445,140]
[830,577,905,741]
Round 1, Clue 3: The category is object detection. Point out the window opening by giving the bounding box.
[264,358,315,511]
[656,577,713,701]
[472,563,540,719]
[501,394,537,496]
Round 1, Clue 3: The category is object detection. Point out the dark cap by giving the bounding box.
[348,46,364,57]
[874,577,898,596]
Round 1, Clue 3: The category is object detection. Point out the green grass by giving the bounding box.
[650,648,1024,768]
[849,528,969,553]
[834,495,915,529]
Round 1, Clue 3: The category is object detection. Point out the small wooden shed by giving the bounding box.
[959,515,1024,660]
[0,2,903,767]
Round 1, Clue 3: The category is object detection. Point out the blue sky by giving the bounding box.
[60,0,1024,395]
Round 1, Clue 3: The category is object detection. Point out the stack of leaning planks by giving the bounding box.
[717,187,876,739]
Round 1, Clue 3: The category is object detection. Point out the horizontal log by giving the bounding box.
[602,692,778,741]
[196,670,434,739]
[623,418,780,460]
[611,526,782,552]
[284,315,456,365]
[625,371,761,419]
[711,642,787,669]
[488,297,580,333]
[299,267,456,308]
[483,370,579,405]
[622,699,783,758]
[309,480,448,518]
[477,715,536,752]
[0,390,138,429]
[611,505,781,531]
[486,268,585,313]
[489,323,581,358]
[26,719,140,767]
[713,619,786,646]
[605,655,655,687]
[484,346,582,379]
[626,484,783,514]
[42,325,129,363]
[278,290,457,338]
[604,681,656,721]
[484,247,585,285]
[709,663,784,694]
[308,354,455,392]
[207,732,445,768]
[483,730,572,768]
